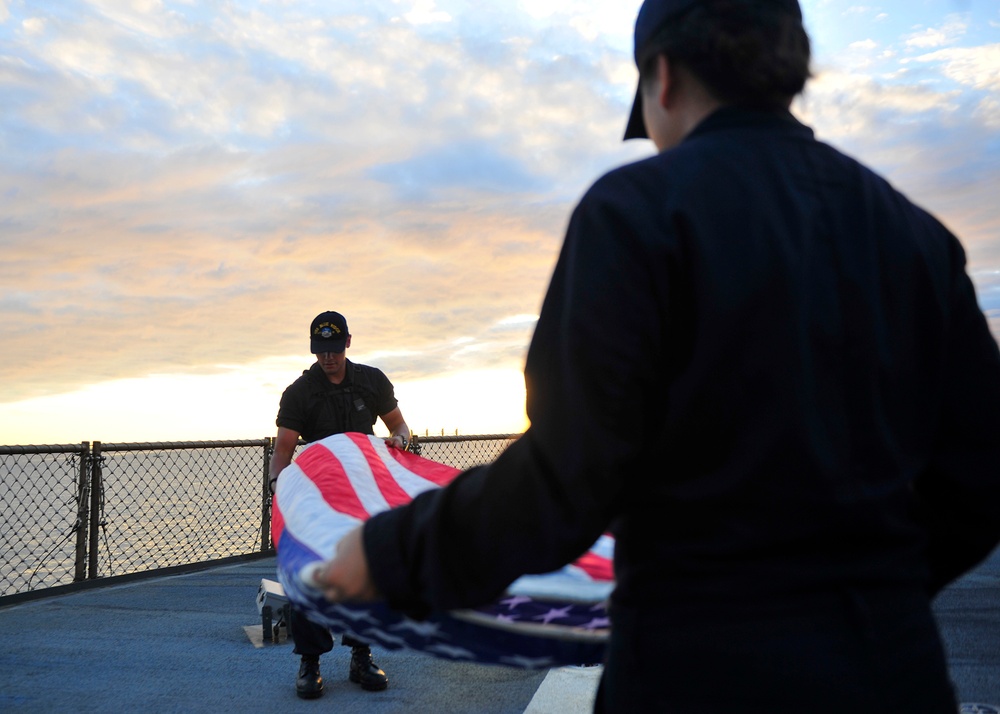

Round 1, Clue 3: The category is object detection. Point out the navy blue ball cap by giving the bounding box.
[310,310,349,354]
[632,0,700,67]
[623,87,648,141]
[623,0,803,140]
[623,0,699,140]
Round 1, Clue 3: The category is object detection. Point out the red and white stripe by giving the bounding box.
[274,433,613,591]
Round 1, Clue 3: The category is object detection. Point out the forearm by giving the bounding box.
[393,423,410,440]
[381,407,410,449]
[389,423,410,444]
[269,427,300,492]
[269,451,291,479]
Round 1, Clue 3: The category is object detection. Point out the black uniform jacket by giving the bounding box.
[276,360,398,443]
[364,107,1000,621]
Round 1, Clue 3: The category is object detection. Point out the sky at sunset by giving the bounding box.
[1,0,998,444]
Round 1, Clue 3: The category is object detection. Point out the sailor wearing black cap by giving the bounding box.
[270,310,411,700]
[313,2,1000,711]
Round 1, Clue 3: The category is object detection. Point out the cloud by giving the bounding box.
[911,44,1000,94]
[368,142,546,200]
[1,0,998,439]
[844,6,877,17]
[848,39,878,51]
[1,4,595,372]
[403,0,452,25]
[903,19,967,49]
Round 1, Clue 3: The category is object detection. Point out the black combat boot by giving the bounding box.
[296,655,324,699]
[348,645,388,691]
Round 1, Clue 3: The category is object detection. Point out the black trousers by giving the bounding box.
[595,586,955,713]
[290,605,366,657]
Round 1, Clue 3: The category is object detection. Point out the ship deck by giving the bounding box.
[1,550,997,712]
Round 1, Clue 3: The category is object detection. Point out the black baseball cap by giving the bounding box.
[623,0,803,140]
[310,311,349,354]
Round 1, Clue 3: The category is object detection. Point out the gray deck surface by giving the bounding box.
[1,548,997,713]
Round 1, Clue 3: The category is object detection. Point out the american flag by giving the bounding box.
[273,432,613,668]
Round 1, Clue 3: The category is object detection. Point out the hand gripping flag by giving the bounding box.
[272,432,613,669]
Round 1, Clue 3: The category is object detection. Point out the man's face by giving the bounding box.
[316,350,347,374]
[315,335,351,381]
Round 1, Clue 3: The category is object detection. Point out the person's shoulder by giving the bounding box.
[277,370,310,409]
[808,136,950,234]
[584,122,739,203]
[284,364,322,391]
[581,153,669,208]
[574,146,705,231]
[351,362,390,381]
[601,147,675,184]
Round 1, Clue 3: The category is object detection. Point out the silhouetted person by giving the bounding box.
[313,2,1000,711]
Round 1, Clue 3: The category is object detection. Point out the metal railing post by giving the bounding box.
[73,441,91,582]
[261,437,273,552]
[88,441,103,580]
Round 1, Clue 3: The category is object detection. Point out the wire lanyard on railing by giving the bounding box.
[95,454,112,578]
[27,451,87,590]
[27,516,78,590]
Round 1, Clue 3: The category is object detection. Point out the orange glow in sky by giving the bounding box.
[1,1,998,445]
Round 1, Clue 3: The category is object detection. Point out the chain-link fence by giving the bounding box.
[94,440,272,580]
[1,444,91,597]
[0,433,519,602]
[409,433,520,470]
